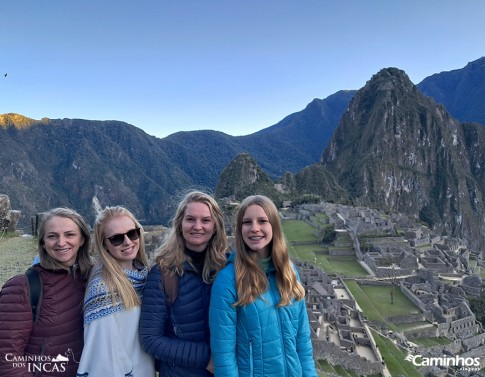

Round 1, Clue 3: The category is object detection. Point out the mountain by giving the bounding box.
[3,57,485,241]
[321,68,485,250]
[214,153,282,201]
[0,90,352,229]
[0,116,193,228]
[239,90,356,175]
[418,57,485,125]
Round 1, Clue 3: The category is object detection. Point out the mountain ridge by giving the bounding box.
[2,57,485,251]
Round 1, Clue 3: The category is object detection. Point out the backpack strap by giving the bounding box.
[25,267,42,322]
[161,271,178,307]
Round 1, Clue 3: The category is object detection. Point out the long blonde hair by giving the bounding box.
[38,207,93,278]
[156,191,228,283]
[93,206,148,309]
[234,195,304,307]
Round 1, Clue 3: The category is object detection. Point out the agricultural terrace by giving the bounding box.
[345,281,420,318]
[282,219,368,277]
[345,280,443,346]
[371,330,422,377]
[282,219,425,376]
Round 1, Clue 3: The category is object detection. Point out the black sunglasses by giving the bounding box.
[105,228,141,246]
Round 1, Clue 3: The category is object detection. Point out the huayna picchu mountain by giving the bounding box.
[321,67,485,250]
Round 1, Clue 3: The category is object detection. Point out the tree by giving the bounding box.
[469,290,485,326]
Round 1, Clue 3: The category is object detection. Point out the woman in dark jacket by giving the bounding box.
[0,207,93,376]
[139,191,228,376]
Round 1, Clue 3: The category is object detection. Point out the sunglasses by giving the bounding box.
[105,228,141,247]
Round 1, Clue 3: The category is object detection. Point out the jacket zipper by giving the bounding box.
[33,337,48,377]
[249,338,253,376]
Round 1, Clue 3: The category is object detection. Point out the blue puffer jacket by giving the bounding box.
[140,263,212,376]
[209,253,317,377]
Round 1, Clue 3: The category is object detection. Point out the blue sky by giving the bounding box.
[1,1,483,139]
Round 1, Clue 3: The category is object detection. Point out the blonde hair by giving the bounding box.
[234,195,304,307]
[38,207,93,278]
[93,206,148,309]
[156,191,228,283]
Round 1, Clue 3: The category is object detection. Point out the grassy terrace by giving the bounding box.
[411,337,452,347]
[469,259,485,280]
[282,219,368,276]
[282,219,317,242]
[350,283,421,318]
[0,233,37,286]
[371,330,422,377]
[344,280,426,334]
[282,218,427,376]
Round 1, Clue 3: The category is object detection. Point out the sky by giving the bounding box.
[0,1,483,139]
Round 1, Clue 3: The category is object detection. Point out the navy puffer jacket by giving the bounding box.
[139,263,213,376]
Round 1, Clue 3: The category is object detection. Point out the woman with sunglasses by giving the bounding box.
[139,191,228,376]
[77,206,155,376]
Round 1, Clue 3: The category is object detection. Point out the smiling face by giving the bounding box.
[241,204,273,258]
[103,215,140,269]
[181,201,215,252]
[43,216,84,267]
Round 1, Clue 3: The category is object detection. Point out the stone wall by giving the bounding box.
[0,194,21,233]
[405,325,438,339]
[462,345,485,369]
[384,313,426,324]
[448,315,480,339]
[400,282,428,312]
[312,340,383,376]
[328,248,355,256]
[462,332,485,352]
[143,225,169,264]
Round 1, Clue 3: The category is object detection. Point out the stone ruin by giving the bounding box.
[0,194,21,234]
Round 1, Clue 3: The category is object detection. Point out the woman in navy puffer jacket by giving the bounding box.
[140,191,228,376]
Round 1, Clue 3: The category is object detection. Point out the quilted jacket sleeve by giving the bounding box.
[208,266,239,377]
[139,265,210,369]
[293,266,318,376]
[296,298,318,376]
[0,275,34,376]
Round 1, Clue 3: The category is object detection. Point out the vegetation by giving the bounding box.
[0,233,37,286]
[316,255,368,276]
[320,226,336,243]
[1,90,354,232]
[468,291,485,326]
[0,113,38,128]
[371,330,421,377]
[282,219,316,242]
[411,337,452,347]
[344,279,436,339]
[357,285,420,317]
[282,219,426,376]
[283,220,368,276]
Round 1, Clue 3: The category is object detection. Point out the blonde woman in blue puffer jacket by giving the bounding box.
[209,195,317,377]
